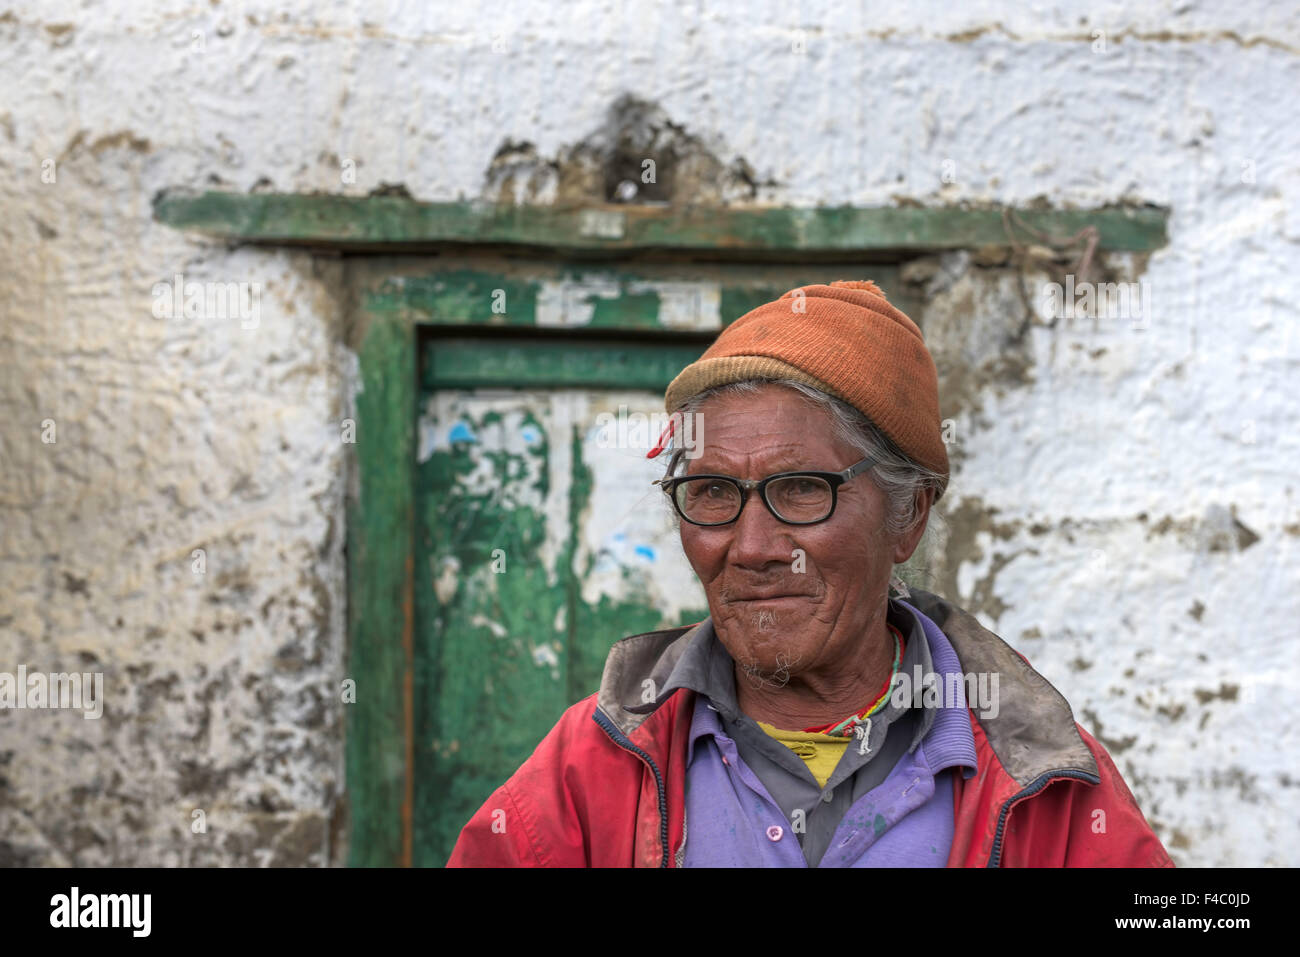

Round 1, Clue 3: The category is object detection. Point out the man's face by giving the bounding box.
[676,385,925,686]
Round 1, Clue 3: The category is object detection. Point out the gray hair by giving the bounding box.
[665,378,946,538]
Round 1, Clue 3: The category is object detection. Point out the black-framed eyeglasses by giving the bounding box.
[653,456,877,526]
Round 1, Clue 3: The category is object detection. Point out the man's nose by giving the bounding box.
[727,490,795,568]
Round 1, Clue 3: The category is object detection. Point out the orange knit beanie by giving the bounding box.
[662,279,949,499]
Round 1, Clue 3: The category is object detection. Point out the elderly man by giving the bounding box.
[447,280,1172,868]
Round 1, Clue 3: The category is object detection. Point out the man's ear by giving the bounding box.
[891,487,936,565]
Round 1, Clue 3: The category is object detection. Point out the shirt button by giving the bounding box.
[766,825,784,842]
[822,791,834,803]
[721,755,730,766]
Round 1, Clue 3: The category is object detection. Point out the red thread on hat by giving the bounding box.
[647,418,675,458]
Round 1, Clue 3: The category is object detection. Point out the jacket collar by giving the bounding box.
[901,588,1098,786]
[595,621,700,739]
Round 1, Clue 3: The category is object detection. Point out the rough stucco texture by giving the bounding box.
[1,1,1298,866]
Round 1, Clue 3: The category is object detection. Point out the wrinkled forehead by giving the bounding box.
[666,390,847,475]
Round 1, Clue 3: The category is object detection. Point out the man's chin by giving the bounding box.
[713,630,806,689]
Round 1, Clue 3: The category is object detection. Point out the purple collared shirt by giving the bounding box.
[681,601,977,867]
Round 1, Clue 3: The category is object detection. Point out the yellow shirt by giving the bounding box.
[755,721,849,789]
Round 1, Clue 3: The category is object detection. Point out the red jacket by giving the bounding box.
[447,589,1174,867]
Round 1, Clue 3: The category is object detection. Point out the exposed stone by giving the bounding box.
[483,94,778,207]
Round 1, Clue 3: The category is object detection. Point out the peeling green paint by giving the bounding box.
[154,190,1170,254]
[367,270,538,327]
[366,266,785,332]
[415,400,565,866]
[349,258,924,336]
[414,389,710,866]
[422,336,708,392]
[345,315,415,868]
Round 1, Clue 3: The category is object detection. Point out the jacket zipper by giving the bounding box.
[987,769,1101,867]
[593,709,671,868]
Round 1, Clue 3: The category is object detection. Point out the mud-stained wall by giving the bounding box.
[1,2,1297,866]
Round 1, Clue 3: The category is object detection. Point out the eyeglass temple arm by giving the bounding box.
[839,456,877,481]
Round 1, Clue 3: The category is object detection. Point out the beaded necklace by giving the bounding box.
[801,622,904,737]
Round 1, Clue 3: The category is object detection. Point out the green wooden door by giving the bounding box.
[413,340,711,864]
